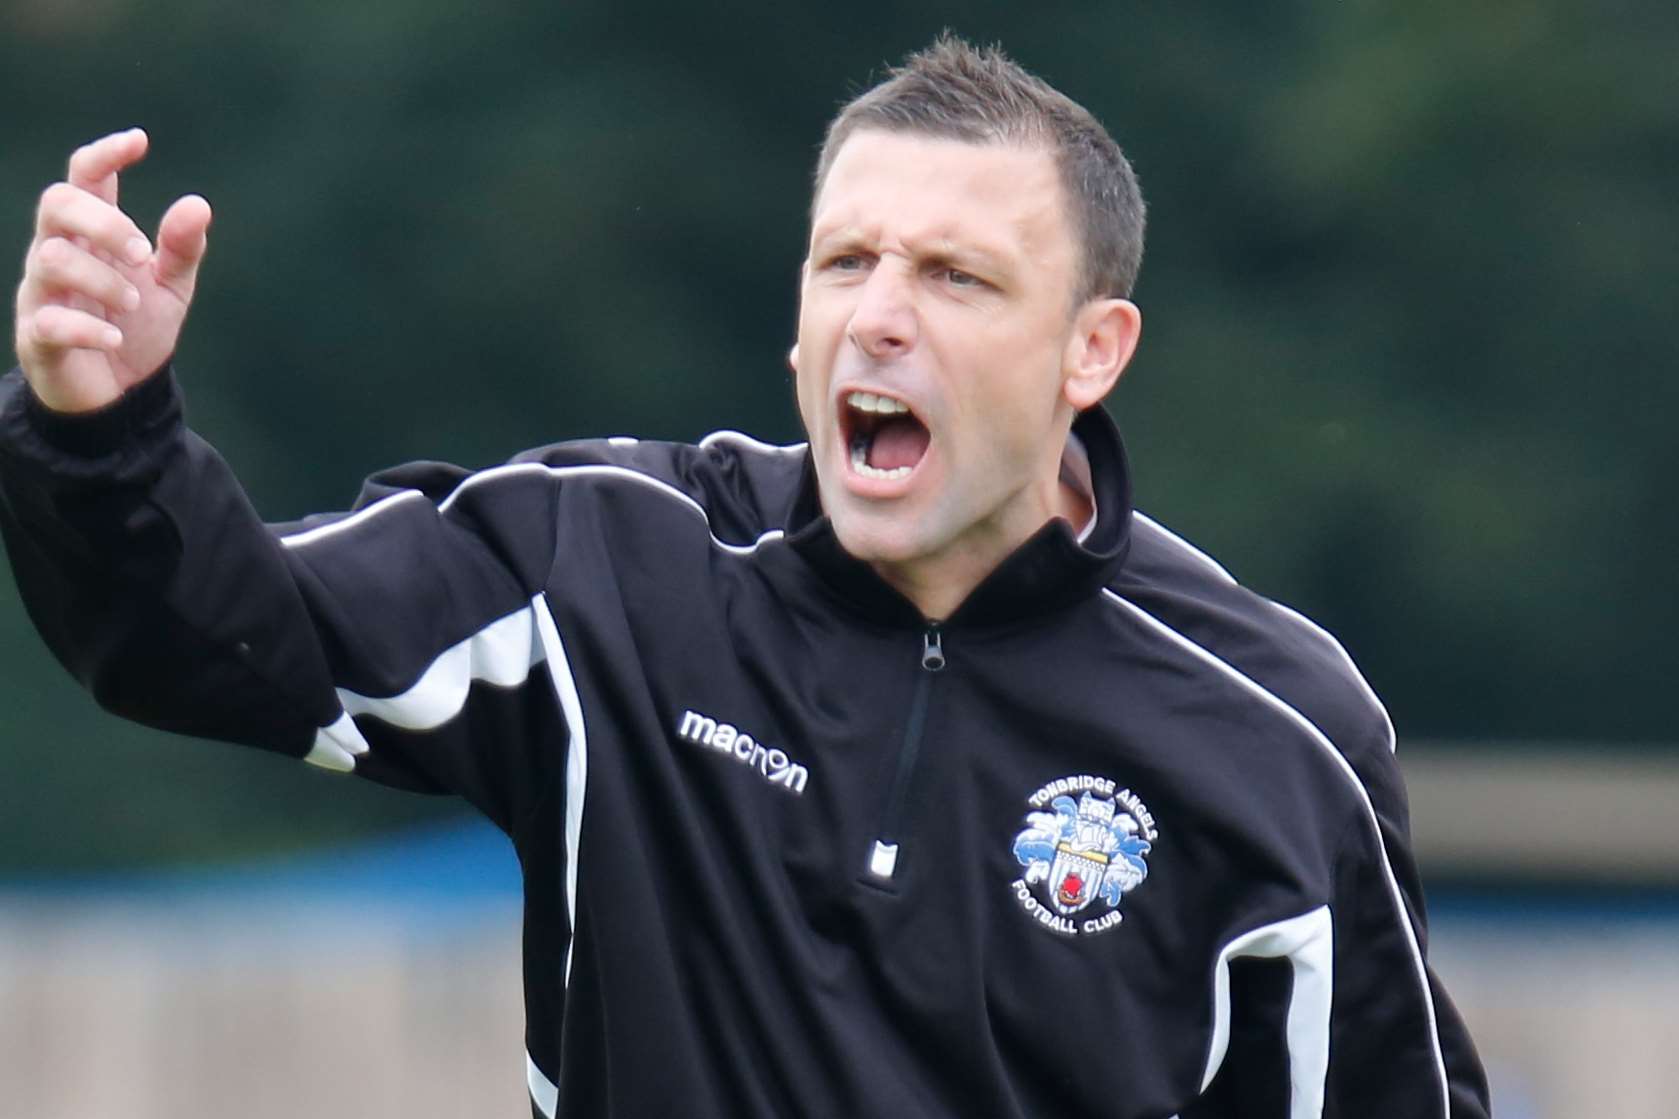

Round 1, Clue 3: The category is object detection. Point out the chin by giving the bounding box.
[826,503,940,566]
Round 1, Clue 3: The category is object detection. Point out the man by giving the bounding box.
[2,36,1488,1118]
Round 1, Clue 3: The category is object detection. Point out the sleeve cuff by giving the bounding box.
[16,363,182,460]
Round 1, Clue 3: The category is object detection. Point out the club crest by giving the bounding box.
[1010,774,1157,937]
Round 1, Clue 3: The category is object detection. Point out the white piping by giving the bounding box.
[1267,599,1397,753]
[698,428,807,455]
[531,596,589,987]
[279,489,428,549]
[1101,589,1451,1117]
[281,460,786,556]
[1132,512,1397,753]
[1133,511,1235,584]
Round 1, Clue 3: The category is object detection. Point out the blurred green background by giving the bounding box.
[3,1,1674,872]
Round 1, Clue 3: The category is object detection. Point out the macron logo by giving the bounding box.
[676,709,809,795]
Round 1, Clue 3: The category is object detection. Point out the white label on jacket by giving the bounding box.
[1010,775,1157,937]
[676,709,810,795]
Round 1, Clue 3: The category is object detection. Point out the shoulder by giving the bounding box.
[510,428,809,545]
[1112,511,1397,779]
[274,428,809,558]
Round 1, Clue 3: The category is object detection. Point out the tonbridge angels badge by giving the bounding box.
[1010,774,1157,937]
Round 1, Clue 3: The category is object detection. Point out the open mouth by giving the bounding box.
[841,390,931,481]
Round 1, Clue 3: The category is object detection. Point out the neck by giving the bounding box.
[871,441,1096,621]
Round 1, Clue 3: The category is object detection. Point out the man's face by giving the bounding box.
[793,130,1089,589]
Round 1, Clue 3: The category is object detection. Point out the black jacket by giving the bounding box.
[0,366,1490,1118]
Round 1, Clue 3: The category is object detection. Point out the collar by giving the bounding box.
[783,406,1134,629]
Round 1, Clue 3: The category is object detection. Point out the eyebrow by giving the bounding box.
[810,227,1015,276]
[927,242,1011,275]
[807,224,879,253]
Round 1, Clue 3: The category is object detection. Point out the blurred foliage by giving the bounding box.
[2,0,1675,870]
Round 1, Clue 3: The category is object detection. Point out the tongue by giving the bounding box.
[866,416,931,471]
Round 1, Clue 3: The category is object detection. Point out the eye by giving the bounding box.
[938,267,986,288]
[826,253,870,272]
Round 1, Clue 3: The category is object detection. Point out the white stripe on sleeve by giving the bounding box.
[1199,906,1334,1119]
[527,1050,559,1119]
[301,601,545,772]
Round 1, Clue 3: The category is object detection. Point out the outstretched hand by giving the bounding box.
[13,128,212,414]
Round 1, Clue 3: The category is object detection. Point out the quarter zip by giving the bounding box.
[865,624,945,883]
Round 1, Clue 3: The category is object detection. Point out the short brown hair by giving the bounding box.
[813,33,1146,303]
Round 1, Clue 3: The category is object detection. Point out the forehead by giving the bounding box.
[811,131,1073,265]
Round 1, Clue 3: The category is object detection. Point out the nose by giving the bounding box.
[846,261,918,360]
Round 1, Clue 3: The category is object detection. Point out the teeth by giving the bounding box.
[858,462,913,480]
[846,391,909,415]
[848,439,913,481]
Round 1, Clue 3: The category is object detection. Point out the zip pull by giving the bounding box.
[921,626,946,672]
[863,626,946,885]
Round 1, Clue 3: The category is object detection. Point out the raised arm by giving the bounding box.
[3,133,567,837]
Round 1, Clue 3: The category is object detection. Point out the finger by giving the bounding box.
[152,194,212,297]
[35,182,152,267]
[27,237,142,316]
[23,304,124,354]
[65,127,148,206]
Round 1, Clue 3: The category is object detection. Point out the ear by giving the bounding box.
[787,342,800,374]
[1061,298,1141,412]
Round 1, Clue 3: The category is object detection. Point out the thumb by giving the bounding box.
[152,194,212,299]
